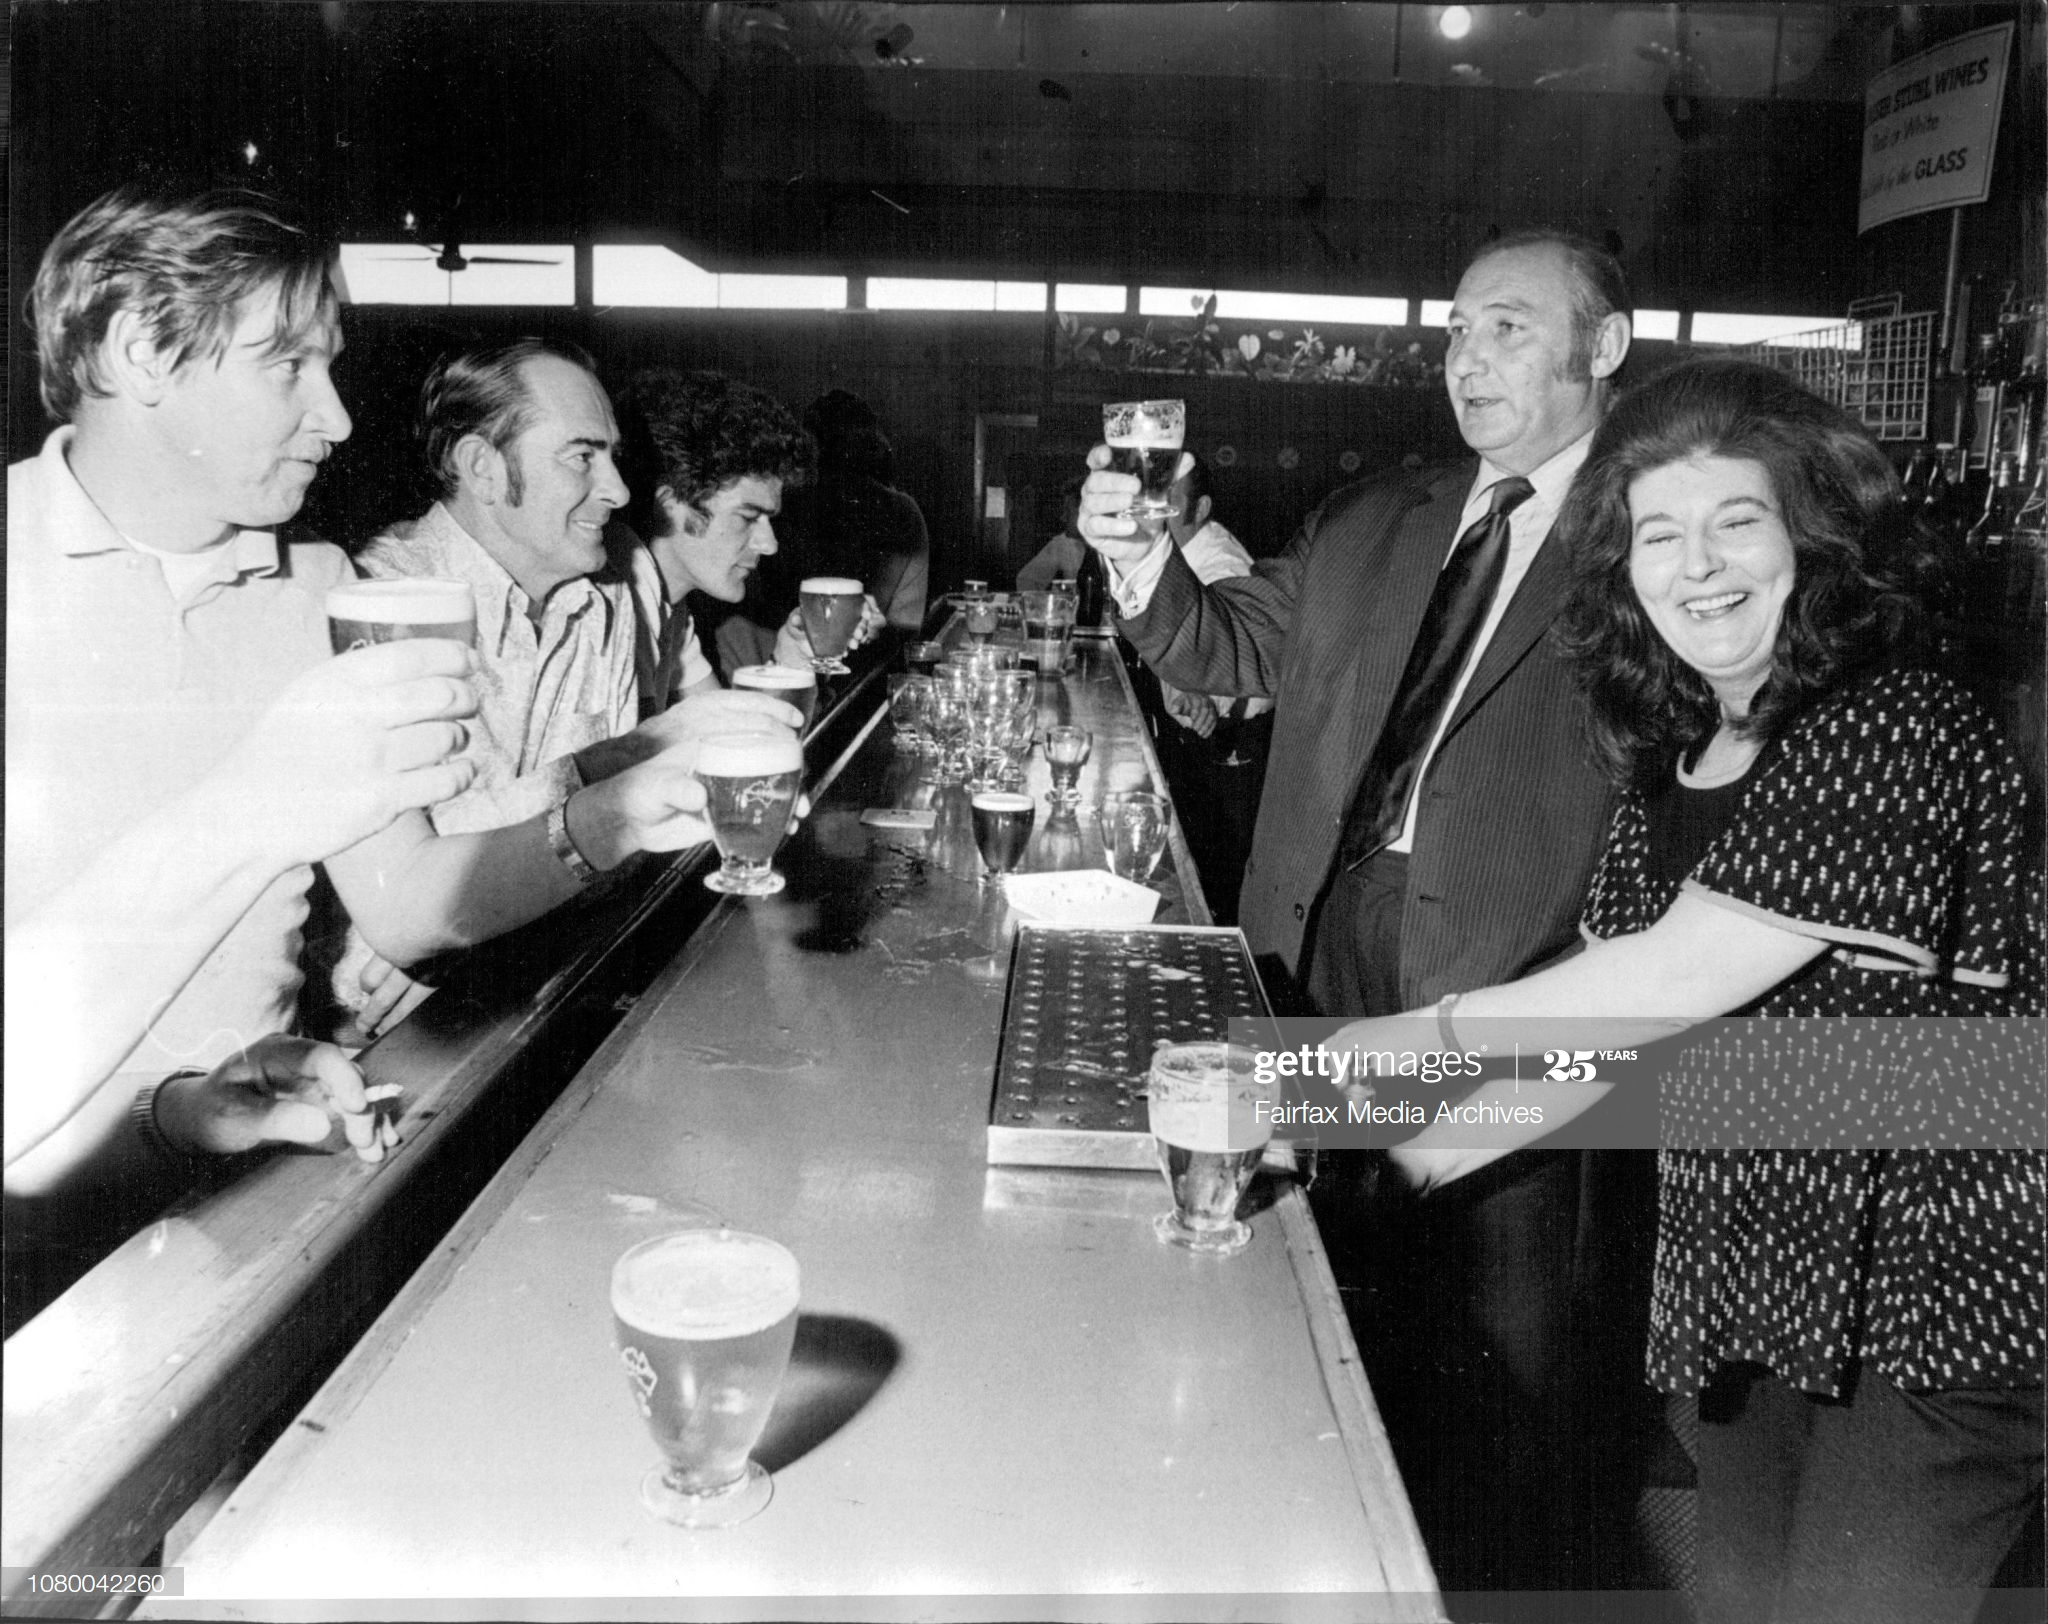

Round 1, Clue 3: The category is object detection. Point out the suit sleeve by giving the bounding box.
[1116,515,1309,700]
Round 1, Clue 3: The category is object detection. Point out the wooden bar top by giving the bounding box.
[147,641,1443,1622]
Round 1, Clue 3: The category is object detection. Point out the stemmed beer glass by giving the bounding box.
[970,790,1035,880]
[1044,726,1092,810]
[612,1229,801,1527]
[798,576,864,677]
[1147,1042,1274,1256]
[697,730,804,895]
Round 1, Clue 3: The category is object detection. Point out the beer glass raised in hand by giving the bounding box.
[971,790,1035,879]
[1103,399,1186,541]
[1147,1042,1273,1256]
[612,1229,801,1528]
[729,663,819,731]
[799,576,864,676]
[697,730,804,895]
[326,578,477,652]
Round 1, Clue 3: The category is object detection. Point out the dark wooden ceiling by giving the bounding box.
[4,3,2022,316]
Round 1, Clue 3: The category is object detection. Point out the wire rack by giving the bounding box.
[1730,308,1935,442]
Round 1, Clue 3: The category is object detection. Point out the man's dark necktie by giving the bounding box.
[1338,475,1535,868]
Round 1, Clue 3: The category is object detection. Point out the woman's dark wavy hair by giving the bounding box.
[1554,358,1927,788]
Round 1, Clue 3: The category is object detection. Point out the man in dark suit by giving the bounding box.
[1080,230,1652,1594]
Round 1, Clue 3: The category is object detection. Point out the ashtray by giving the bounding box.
[1002,870,1161,927]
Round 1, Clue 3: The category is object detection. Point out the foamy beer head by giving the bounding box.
[326,578,477,653]
[1103,399,1186,452]
[694,729,804,781]
[798,575,863,600]
[611,1228,802,1517]
[1148,1042,1273,1153]
[729,664,818,727]
[611,1229,801,1344]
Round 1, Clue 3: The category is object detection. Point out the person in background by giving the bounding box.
[1337,358,2043,1624]
[789,388,929,634]
[1079,229,1647,1591]
[1014,475,1090,594]
[5,186,720,1218]
[1136,458,1273,923]
[611,369,869,717]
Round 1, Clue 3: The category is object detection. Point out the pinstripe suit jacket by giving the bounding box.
[1120,460,1616,1011]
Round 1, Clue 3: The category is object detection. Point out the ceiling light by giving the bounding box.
[1438,7,1473,41]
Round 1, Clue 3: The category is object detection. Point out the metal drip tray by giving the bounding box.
[987,924,1275,1169]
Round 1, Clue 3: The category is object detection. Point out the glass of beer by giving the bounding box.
[1104,790,1170,882]
[729,663,818,732]
[1044,726,1092,808]
[1147,1042,1274,1256]
[798,576,864,676]
[611,1228,801,1528]
[696,730,804,895]
[1103,399,1186,541]
[1016,591,1076,674]
[970,789,1035,879]
[325,578,477,652]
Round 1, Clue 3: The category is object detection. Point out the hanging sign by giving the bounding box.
[1859,21,2014,233]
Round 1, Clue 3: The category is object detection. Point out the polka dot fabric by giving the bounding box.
[1583,665,2045,1399]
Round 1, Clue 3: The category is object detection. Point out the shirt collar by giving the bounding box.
[1469,429,1595,520]
[40,425,282,577]
[421,501,607,661]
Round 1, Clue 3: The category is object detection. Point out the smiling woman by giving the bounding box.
[1332,357,2044,1623]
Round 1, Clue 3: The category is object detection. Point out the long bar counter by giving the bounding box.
[131,637,1440,1620]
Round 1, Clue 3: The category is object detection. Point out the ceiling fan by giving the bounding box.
[372,196,564,272]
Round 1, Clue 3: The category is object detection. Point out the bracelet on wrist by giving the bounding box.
[547,796,598,886]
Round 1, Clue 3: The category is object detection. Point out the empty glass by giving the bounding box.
[1044,726,1093,808]
[1104,790,1170,882]
[888,674,932,752]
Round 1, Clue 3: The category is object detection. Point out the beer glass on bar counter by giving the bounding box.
[971,789,1035,879]
[1104,790,1170,882]
[611,1229,801,1528]
[1147,1042,1274,1256]
[326,578,477,652]
[798,575,864,676]
[1103,399,1186,541]
[729,663,818,732]
[1017,590,1076,674]
[1044,725,1092,809]
[964,595,1001,646]
[697,730,804,895]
